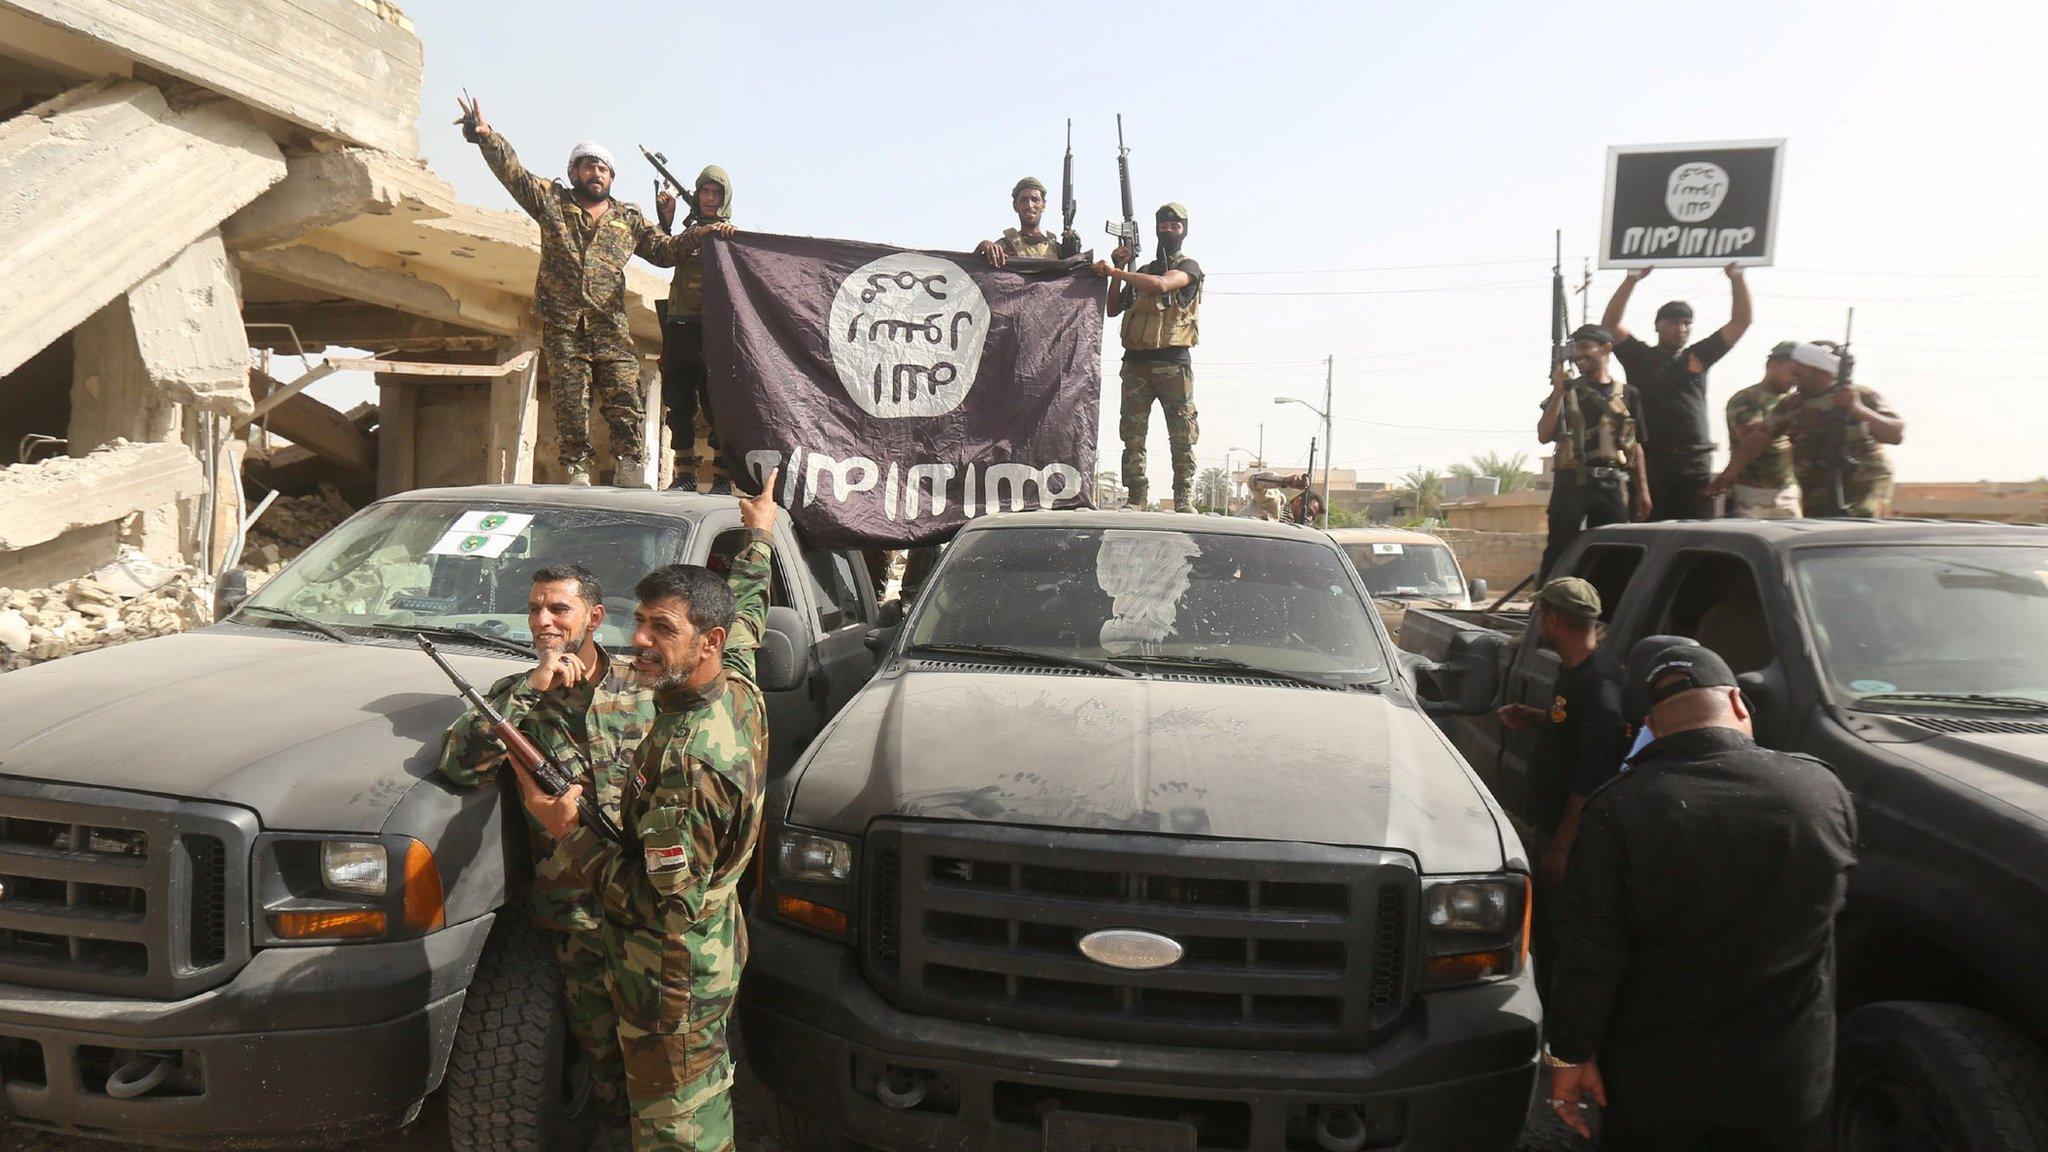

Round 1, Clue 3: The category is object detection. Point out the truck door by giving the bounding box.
[1638,548,1784,744]
[1494,542,1646,829]
[797,542,883,716]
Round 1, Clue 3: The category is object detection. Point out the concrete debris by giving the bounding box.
[244,486,353,575]
[0,567,210,673]
[0,439,206,553]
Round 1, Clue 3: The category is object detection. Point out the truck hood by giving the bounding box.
[1880,724,2048,821]
[0,626,518,831]
[786,665,1507,873]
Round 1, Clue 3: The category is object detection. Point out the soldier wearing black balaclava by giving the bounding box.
[1096,204,1203,511]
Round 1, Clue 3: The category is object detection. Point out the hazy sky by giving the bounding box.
[339,0,2048,487]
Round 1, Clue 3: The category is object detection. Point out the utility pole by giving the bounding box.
[1320,354,1333,529]
[1256,424,1264,467]
[1578,258,1592,326]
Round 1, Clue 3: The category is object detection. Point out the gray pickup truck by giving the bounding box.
[741,511,1541,1152]
[0,485,881,1149]
[1402,518,2048,1151]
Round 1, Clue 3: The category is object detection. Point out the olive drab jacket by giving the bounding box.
[667,164,734,320]
[551,533,773,1077]
[476,131,681,351]
[434,649,655,933]
[1119,252,1202,351]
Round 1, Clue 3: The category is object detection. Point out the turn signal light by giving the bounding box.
[271,909,387,939]
[1424,948,1518,987]
[775,894,847,936]
[402,839,446,932]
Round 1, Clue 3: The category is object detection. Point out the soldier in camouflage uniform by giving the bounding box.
[975,176,1081,266]
[435,563,655,1131]
[1713,341,1905,518]
[521,476,782,1151]
[1096,204,1203,511]
[1539,324,1652,580]
[1721,342,1802,518]
[457,95,681,486]
[655,167,737,493]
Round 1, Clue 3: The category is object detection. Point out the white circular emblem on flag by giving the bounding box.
[829,252,990,419]
[1664,162,1730,223]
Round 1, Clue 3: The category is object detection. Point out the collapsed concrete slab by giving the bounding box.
[0,79,285,379]
[125,230,254,416]
[0,0,422,155]
[0,440,204,553]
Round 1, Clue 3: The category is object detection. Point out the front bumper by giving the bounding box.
[739,918,1540,1152]
[0,913,493,1148]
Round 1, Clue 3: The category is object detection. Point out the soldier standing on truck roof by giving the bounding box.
[1601,264,1753,521]
[1544,642,1857,1149]
[435,563,655,1136]
[1721,341,1803,519]
[1095,204,1203,512]
[455,94,681,487]
[654,167,738,493]
[519,475,781,1151]
[1711,341,1905,518]
[975,176,1082,267]
[1538,325,1652,580]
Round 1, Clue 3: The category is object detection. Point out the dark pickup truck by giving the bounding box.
[1401,518,2048,1151]
[0,485,882,1149]
[742,511,1541,1152]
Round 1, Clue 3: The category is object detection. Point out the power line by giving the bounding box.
[1210,279,1538,298]
[1209,258,1547,277]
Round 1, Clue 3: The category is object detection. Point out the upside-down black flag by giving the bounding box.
[700,232,1102,548]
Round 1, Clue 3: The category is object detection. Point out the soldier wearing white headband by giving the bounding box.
[1711,339,1905,517]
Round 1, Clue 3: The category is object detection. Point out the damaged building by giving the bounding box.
[0,0,669,667]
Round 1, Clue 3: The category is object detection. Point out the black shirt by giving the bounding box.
[1613,330,1731,459]
[1530,649,1628,831]
[1549,727,1858,1126]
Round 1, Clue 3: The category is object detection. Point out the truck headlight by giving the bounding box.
[1420,874,1529,989]
[320,840,387,896]
[770,829,855,940]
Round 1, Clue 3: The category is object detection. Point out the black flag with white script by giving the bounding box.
[700,232,1101,548]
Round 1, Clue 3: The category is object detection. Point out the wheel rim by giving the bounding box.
[1838,1071,1951,1152]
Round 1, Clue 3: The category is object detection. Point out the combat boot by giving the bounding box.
[1125,486,1147,511]
[614,454,650,489]
[564,462,593,487]
[1173,487,1194,513]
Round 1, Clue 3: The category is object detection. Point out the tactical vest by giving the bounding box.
[999,228,1063,260]
[1557,380,1634,469]
[1120,253,1201,351]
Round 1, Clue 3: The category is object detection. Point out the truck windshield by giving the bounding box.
[907,526,1389,685]
[240,501,691,650]
[1342,541,1464,600]
[1794,545,2048,708]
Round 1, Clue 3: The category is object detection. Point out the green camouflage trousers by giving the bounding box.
[544,323,644,473]
[555,928,629,1125]
[596,916,738,1151]
[1119,359,1198,504]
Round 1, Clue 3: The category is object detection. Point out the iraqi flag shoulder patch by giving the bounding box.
[645,843,691,874]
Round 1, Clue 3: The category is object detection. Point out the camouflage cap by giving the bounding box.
[1156,202,1189,224]
[1534,576,1601,621]
[1012,176,1048,199]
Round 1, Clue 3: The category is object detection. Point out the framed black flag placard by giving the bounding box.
[1600,139,1785,269]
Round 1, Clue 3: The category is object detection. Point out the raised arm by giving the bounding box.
[1844,388,1906,445]
[458,96,551,222]
[1714,264,1753,348]
[723,471,781,679]
[1601,268,1649,345]
[634,212,683,268]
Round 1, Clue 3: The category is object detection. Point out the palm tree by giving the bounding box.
[1400,468,1445,519]
[1450,451,1533,493]
[1195,466,1231,513]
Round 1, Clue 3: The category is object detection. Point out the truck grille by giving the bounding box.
[863,822,1416,1050]
[0,780,256,998]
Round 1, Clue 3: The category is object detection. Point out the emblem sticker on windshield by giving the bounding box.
[1372,543,1404,555]
[428,510,535,559]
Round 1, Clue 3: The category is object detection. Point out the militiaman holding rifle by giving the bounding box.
[974,121,1081,267]
[649,150,738,493]
[1539,324,1651,581]
[1711,340,1904,517]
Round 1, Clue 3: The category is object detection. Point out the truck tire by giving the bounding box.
[773,1095,870,1152]
[445,903,598,1152]
[1834,1001,2048,1152]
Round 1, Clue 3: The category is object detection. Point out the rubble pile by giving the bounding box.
[244,486,352,574]
[0,552,211,673]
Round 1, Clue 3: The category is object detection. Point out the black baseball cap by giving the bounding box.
[1568,324,1615,345]
[1622,633,1692,721]
[1656,300,1693,322]
[1640,643,1739,708]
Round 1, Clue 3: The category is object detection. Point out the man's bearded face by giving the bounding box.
[569,157,613,202]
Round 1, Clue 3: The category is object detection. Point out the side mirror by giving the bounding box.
[1736,666,1789,748]
[755,605,810,693]
[213,567,251,621]
[1417,630,1507,716]
[864,598,905,654]
[1467,577,1488,604]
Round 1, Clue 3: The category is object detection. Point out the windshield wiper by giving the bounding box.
[402,623,537,660]
[1855,691,2048,714]
[1110,652,1378,692]
[236,604,357,645]
[1380,591,1461,608]
[906,642,1137,678]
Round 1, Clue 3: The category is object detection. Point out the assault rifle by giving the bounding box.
[639,145,699,227]
[1105,114,1139,267]
[416,635,625,845]
[1821,307,1860,516]
[1060,118,1080,258]
[1549,229,1588,467]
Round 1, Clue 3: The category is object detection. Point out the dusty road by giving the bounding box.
[1,1063,1585,1152]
